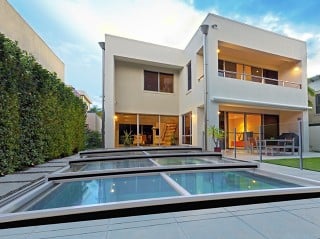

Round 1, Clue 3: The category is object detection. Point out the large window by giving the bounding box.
[187,61,192,91]
[182,112,192,144]
[144,70,173,93]
[316,94,320,114]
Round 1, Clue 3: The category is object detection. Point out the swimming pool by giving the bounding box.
[11,168,309,213]
[1,149,320,229]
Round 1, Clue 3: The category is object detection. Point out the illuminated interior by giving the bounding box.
[115,113,179,147]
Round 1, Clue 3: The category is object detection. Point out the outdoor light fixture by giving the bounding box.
[212,24,218,29]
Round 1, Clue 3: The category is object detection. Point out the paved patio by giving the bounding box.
[0,150,320,238]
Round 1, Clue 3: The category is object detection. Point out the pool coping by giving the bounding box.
[1,183,320,229]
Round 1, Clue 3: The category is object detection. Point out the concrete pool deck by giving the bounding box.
[0,150,320,238]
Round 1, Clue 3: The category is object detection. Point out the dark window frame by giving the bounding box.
[182,112,192,145]
[144,70,174,93]
[316,94,320,114]
[187,61,192,91]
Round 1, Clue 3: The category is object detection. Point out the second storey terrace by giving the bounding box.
[106,32,307,114]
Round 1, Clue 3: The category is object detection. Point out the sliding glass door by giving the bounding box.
[227,113,262,148]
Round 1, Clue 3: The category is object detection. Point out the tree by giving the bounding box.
[308,86,315,107]
[88,105,102,118]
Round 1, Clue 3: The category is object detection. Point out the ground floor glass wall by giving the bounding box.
[115,113,178,147]
[225,112,279,149]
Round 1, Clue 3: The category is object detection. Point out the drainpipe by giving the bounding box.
[200,25,209,151]
[98,42,106,148]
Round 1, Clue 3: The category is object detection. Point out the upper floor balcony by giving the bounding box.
[216,41,303,90]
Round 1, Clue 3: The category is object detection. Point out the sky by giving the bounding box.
[7,0,320,108]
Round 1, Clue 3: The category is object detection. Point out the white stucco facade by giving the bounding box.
[0,0,65,80]
[102,14,309,151]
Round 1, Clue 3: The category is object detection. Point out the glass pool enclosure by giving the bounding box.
[1,147,320,229]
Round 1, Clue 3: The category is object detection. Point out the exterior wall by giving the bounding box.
[115,61,179,115]
[309,126,320,152]
[308,76,320,125]
[308,76,320,151]
[181,14,308,151]
[308,90,320,125]
[78,91,92,111]
[86,113,102,132]
[0,0,64,80]
[104,35,184,148]
[103,14,309,151]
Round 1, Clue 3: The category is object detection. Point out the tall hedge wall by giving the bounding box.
[0,33,86,175]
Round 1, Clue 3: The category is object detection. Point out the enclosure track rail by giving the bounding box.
[48,164,259,181]
[79,146,203,157]
[69,152,224,164]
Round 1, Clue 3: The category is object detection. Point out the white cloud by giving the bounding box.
[233,12,320,77]
[37,1,320,78]
[38,0,207,49]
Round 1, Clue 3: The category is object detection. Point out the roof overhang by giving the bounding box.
[212,97,311,111]
[114,56,184,70]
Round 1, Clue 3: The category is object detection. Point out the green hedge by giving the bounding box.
[0,33,86,175]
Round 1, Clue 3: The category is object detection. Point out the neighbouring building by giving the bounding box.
[0,0,64,80]
[86,112,102,132]
[70,87,101,132]
[101,14,309,151]
[308,75,320,151]
[78,90,92,111]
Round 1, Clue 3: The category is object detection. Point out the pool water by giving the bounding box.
[168,171,300,194]
[23,170,300,212]
[27,174,178,211]
[70,157,215,172]
[77,158,155,171]
[153,157,212,166]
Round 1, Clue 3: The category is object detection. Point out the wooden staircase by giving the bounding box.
[163,123,176,145]
[153,123,177,145]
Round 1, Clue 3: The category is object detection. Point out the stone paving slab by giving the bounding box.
[0,155,76,201]
[0,173,45,183]
[35,162,67,167]
[23,167,62,173]
[239,210,320,239]
[0,182,30,197]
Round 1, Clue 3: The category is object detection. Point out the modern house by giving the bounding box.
[0,0,64,80]
[308,75,320,151]
[101,13,309,151]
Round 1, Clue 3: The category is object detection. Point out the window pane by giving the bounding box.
[316,94,320,114]
[236,64,243,80]
[224,61,236,79]
[182,112,192,144]
[227,113,244,148]
[263,115,279,139]
[160,73,173,93]
[263,69,278,85]
[144,71,158,91]
[251,67,262,83]
[187,61,192,91]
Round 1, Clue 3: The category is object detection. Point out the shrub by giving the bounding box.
[85,129,102,149]
[0,33,86,175]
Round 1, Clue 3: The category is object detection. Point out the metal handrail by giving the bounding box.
[218,70,302,89]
